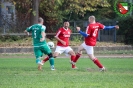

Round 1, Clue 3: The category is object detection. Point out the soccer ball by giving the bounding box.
[47,41,55,49]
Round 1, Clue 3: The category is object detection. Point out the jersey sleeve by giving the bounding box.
[98,23,105,29]
[55,28,61,37]
[41,25,46,32]
[26,26,32,32]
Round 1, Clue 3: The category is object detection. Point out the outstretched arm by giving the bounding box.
[104,25,119,30]
[76,27,89,37]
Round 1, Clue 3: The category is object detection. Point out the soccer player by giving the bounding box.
[71,15,119,71]
[24,17,55,70]
[42,20,77,69]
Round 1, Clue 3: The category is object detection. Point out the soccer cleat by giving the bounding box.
[99,67,106,72]
[38,61,43,66]
[51,66,55,71]
[72,65,78,69]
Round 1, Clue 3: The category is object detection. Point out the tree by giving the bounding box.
[39,0,110,32]
[31,0,39,24]
[9,0,110,32]
[11,0,39,24]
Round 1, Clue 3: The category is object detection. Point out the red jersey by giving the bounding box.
[85,22,104,46]
[55,27,71,47]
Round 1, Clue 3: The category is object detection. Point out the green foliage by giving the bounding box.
[86,0,131,20]
[117,16,133,45]
[72,35,83,42]
[0,35,22,42]
[8,0,110,33]
[56,0,110,21]
[11,0,31,14]
[39,0,63,33]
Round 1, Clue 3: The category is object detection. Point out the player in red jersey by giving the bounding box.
[71,16,119,71]
[42,21,77,69]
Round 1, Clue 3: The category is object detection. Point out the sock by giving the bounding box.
[71,55,76,68]
[71,55,75,61]
[43,56,49,62]
[93,58,103,68]
[49,57,54,66]
[73,53,81,62]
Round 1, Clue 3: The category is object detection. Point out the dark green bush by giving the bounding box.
[117,16,133,45]
[0,35,24,42]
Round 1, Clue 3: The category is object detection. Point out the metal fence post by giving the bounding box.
[129,0,132,16]
[114,28,116,43]
[98,31,101,41]
[74,21,76,32]
[114,21,119,43]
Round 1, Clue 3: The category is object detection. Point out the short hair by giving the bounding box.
[38,17,44,23]
[89,15,95,21]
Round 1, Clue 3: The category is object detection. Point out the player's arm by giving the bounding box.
[40,26,46,42]
[40,31,46,42]
[76,27,89,37]
[98,23,119,30]
[103,25,119,30]
[54,31,66,45]
[24,26,32,36]
[24,30,29,36]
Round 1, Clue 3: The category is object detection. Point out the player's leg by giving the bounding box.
[85,45,105,71]
[34,47,43,70]
[42,46,62,65]
[53,46,65,58]
[88,54,105,71]
[65,46,77,69]
[68,50,75,62]
[53,52,60,58]
[73,43,84,63]
[42,52,60,64]
[42,56,49,64]
[47,53,55,70]
[41,45,55,70]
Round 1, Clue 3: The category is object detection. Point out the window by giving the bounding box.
[6,6,14,14]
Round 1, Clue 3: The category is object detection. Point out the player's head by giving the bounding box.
[38,17,44,24]
[88,15,96,23]
[63,20,70,29]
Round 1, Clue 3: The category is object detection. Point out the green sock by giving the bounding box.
[49,57,54,66]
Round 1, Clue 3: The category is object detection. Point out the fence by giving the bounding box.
[0,13,30,34]
[0,18,124,42]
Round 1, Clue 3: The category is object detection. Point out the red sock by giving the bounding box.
[73,53,81,62]
[93,58,103,68]
[71,55,76,68]
[71,55,75,61]
[43,56,49,62]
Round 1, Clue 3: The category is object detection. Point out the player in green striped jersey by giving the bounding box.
[24,17,55,70]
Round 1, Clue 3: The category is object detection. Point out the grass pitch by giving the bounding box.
[0,55,133,88]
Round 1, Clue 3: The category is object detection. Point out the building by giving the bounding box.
[0,0,15,34]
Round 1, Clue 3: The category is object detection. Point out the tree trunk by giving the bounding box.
[31,0,39,25]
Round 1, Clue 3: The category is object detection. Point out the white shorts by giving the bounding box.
[81,42,94,55]
[55,46,73,56]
